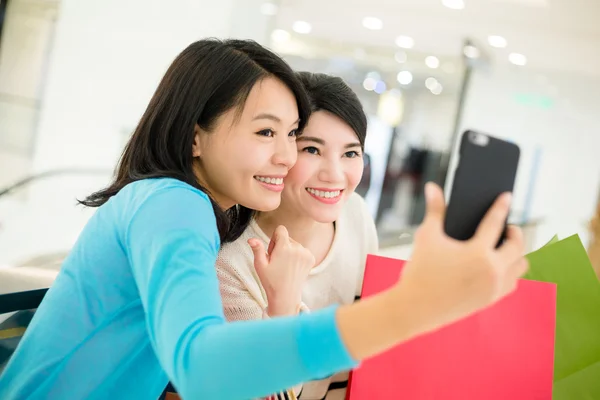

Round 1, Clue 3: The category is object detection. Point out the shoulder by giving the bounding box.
[112,178,219,246]
[119,178,211,208]
[112,178,214,222]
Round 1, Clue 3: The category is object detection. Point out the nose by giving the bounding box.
[318,157,345,184]
[271,135,297,170]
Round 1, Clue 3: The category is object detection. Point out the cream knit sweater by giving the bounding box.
[216,193,378,399]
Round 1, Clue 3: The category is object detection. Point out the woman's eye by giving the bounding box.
[303,146,320,155]
[345,151,360,158]
[256,129,275,137]
[288,129,299,137]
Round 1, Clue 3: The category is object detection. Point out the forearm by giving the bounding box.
[336,285,425,361]
[168,307,355,399]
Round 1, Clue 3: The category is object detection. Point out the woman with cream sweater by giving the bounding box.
[217,72,377,399]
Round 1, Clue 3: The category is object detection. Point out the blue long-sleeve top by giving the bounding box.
[0,178,357,399]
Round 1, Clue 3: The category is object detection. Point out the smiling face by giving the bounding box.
[279,110,365,223]
[193,77,301,211]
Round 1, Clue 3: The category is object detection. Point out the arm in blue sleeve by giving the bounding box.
[125,186,358,399]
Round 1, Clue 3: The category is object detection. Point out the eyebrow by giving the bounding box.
[297,136,362,149]
[252,113,300,127]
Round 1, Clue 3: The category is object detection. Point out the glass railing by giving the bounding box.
[0,169,112,372]
[0,168,112,268]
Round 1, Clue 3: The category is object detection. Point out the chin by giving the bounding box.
[246,196,282,212]
[310,209,341,224]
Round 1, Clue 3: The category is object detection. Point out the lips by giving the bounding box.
[254,176,284,185]
[305,187,344,205]
[254,175,285,192]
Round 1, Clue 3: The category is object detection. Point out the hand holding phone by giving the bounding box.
[444,130,520,246]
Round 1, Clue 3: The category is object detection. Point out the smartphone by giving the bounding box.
[444,130,520,246]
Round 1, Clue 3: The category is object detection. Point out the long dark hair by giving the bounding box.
[80,39,311,243]
[296,72,367,148]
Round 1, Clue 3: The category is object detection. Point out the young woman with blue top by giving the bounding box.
[0,39,528,400]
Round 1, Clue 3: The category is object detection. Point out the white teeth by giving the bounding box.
[306,188,341,198]
[255,176,283,185]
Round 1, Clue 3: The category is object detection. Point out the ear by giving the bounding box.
[192,124,203,157]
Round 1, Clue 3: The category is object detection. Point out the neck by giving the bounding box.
[193,163,234,210]
[256,202,331,248]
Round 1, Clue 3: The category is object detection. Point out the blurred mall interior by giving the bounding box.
[0,0,599,298]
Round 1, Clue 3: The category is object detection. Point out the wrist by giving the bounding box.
[266,303,301,317]
[266,292,301,317]
[383,283,431,339]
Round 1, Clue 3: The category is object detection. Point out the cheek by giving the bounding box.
[346,163,365,191]
[239,147,272,174]
[285,156,316,188]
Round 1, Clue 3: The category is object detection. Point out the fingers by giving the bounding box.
[497,225,525,261]
[268,226,296,256]
[248,239,268,272]
[270,225,290,256]
[422,182,446,231]
[473,193,512,247]
[272,225,290,246]
[496,226,528,298]
[499,257,529,297]
[267,237,276,256]
[511,257,529,280]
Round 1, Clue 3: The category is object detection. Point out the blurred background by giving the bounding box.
[0,0,599,285]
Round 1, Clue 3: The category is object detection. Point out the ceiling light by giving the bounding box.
[260,2,278,16]
[397,70,413,85]
[395,35,414,49]
[395,51,407,63]
[431,82,444,95]
[509,52,527,66]
[425,56,440,68]
[425,77,439,90]
[363,77,377,91]
[442,0,465,10]
[463,44,480,59]
[374,81,387,94]
[292,21,312,34]
[377,90,405,126]
[488,35,507,48]
[271,29,290,43]
[362,17,383,30]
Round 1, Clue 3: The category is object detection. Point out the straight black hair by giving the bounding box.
[295,72,367,148]
[80,39,311,243]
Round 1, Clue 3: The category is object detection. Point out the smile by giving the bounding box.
[306,188,343,204]
[254,175,285,192]
[254,176,284,185]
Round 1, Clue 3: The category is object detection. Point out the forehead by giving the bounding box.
[301,111,358,143]
[238,77,299,122]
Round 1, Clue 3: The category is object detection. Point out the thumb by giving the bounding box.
[270,225,290,256]
[272,225,290,243]
[248,239,269,272]
[422,182,446,230]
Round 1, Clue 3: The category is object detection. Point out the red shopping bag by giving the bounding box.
[347,255,556,400]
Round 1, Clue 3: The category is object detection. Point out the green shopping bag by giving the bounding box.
[525,234,600,398]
